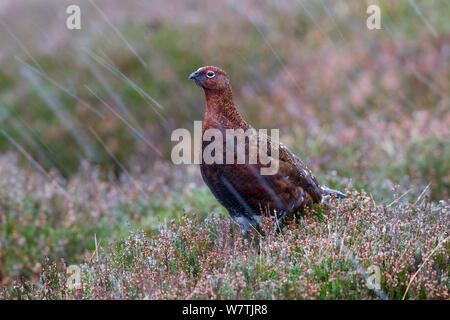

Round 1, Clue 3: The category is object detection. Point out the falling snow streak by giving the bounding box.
[317,0,345,42]
[85,85,162,157]
[0,107,66,174]
[1,130,72,201]
[382,22,447,100]
[407,0,438,39]
[87,59,145,134]
[0,18,44,72]
[21,67,96,160]
[88,0,148,68]
[227,0,304,97]
[88,126,149,200]
[15,56,105,118]
[82,48,170,131]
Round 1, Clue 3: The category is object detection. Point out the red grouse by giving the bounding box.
[189,66,345,234]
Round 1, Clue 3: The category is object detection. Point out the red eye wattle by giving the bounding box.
[205,69,216,78]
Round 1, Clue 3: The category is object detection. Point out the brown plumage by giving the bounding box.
[189,66,346,234]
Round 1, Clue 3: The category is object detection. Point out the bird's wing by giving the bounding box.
[260,131,323,203]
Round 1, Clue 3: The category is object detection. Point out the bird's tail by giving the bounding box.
[321,186,347,199]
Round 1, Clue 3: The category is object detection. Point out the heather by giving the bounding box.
[0,0,449,299]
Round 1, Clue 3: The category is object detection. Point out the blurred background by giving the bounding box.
[0,0,448,199]
[0,0,448,281]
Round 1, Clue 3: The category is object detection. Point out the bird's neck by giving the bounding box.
[203,87,249,131]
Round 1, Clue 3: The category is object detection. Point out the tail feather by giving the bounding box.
[321,186,347,199]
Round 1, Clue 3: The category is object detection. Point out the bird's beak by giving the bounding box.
[188,71,198,80]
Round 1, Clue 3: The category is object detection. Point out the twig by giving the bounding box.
[413,183,431,206]
[369,192,377,208]
[402,236,449,300]
[387,189,411,207]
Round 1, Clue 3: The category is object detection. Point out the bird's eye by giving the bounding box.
[206,71,215,78]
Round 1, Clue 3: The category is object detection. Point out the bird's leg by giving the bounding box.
[251,215,264,234]
[273,211,287,233]
[231,215,251,237]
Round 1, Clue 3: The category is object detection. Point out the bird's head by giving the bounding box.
[188,66,230,91]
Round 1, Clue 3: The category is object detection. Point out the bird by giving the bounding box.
[189,66,346,234]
